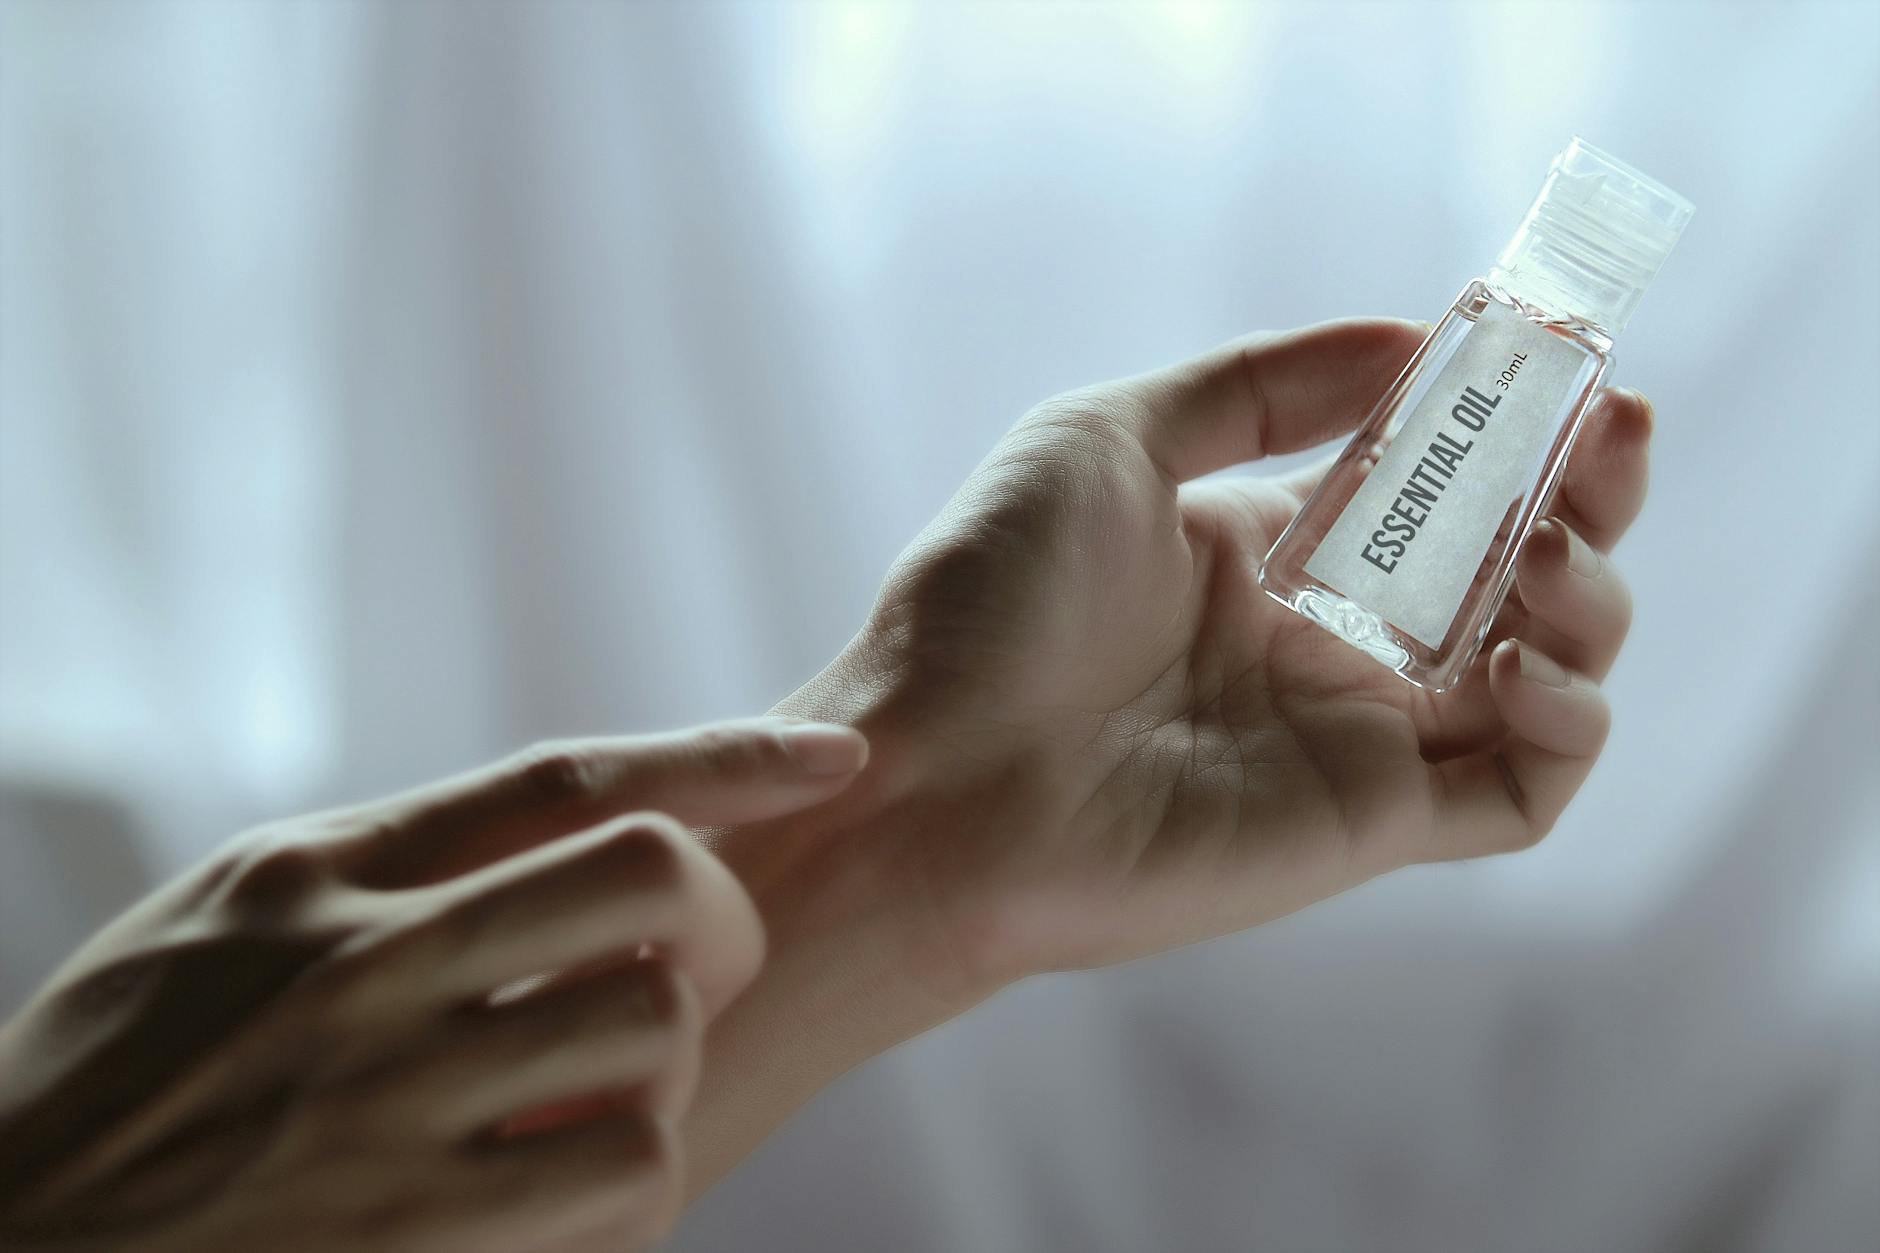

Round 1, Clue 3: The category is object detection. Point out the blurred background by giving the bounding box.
[2,1,1877,1250]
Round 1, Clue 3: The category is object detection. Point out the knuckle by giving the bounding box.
[1025,385,1113,428]
[1609,577,1635,637]
[1021,392,1141,462]
[508,740,599,807]
[589,816,685,889]
[220,837,330,912]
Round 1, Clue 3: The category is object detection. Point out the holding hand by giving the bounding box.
[826,317,1649,976]
[0,718,867,1252]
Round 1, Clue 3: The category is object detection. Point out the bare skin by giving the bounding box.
[0,718,869,1251]
[0,317,1651,1245]
[684,318,1652,1190]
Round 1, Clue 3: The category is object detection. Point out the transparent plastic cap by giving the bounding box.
[1488,137,1694,337]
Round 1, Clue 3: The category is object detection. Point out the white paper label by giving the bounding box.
[1303,301,1587,649]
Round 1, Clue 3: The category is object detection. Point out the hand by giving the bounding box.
[689,319,1649,1184]
[801,317,1650,978]
[0,718,868,1252]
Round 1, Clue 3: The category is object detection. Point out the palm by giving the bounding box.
[874,424,1449,967]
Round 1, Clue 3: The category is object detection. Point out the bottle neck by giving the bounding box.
[1482,277,1616,355]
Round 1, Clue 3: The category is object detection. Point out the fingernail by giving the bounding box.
[777,723,869,775]
[1516,643,1571,689]
[1551,517,1600,579]
[1628,387,1655,433]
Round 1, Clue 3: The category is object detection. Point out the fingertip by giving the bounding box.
[1522,516,1571,576]
[1336,314,1430,354]
[1490,642,1609,757]
[1520,515,1605,590]
[1595,385,1655,445]
[1517,641,1572,689]
[1487,638,1532,711]
[1487,637,1534,709]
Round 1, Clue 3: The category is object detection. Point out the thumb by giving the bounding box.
[342,718,868,887]
[1120,317,1427,482]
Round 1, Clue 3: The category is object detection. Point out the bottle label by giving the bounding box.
[1303,299,1589,649]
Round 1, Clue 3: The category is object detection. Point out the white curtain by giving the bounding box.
[3,2,1876,1249]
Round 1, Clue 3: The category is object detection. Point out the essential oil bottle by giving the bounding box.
[1258,138,1693,692]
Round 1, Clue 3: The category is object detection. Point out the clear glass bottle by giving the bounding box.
[1258,138,1694,692]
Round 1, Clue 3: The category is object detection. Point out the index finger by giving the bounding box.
[338,719,868,888]
[336,811,763,1022]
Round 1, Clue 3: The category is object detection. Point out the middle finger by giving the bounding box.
[344,960,701,1142]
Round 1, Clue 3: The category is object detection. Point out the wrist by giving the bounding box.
[714,649,1004,1023]
[711,755,986,1049]
[684,651,1011,1191]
